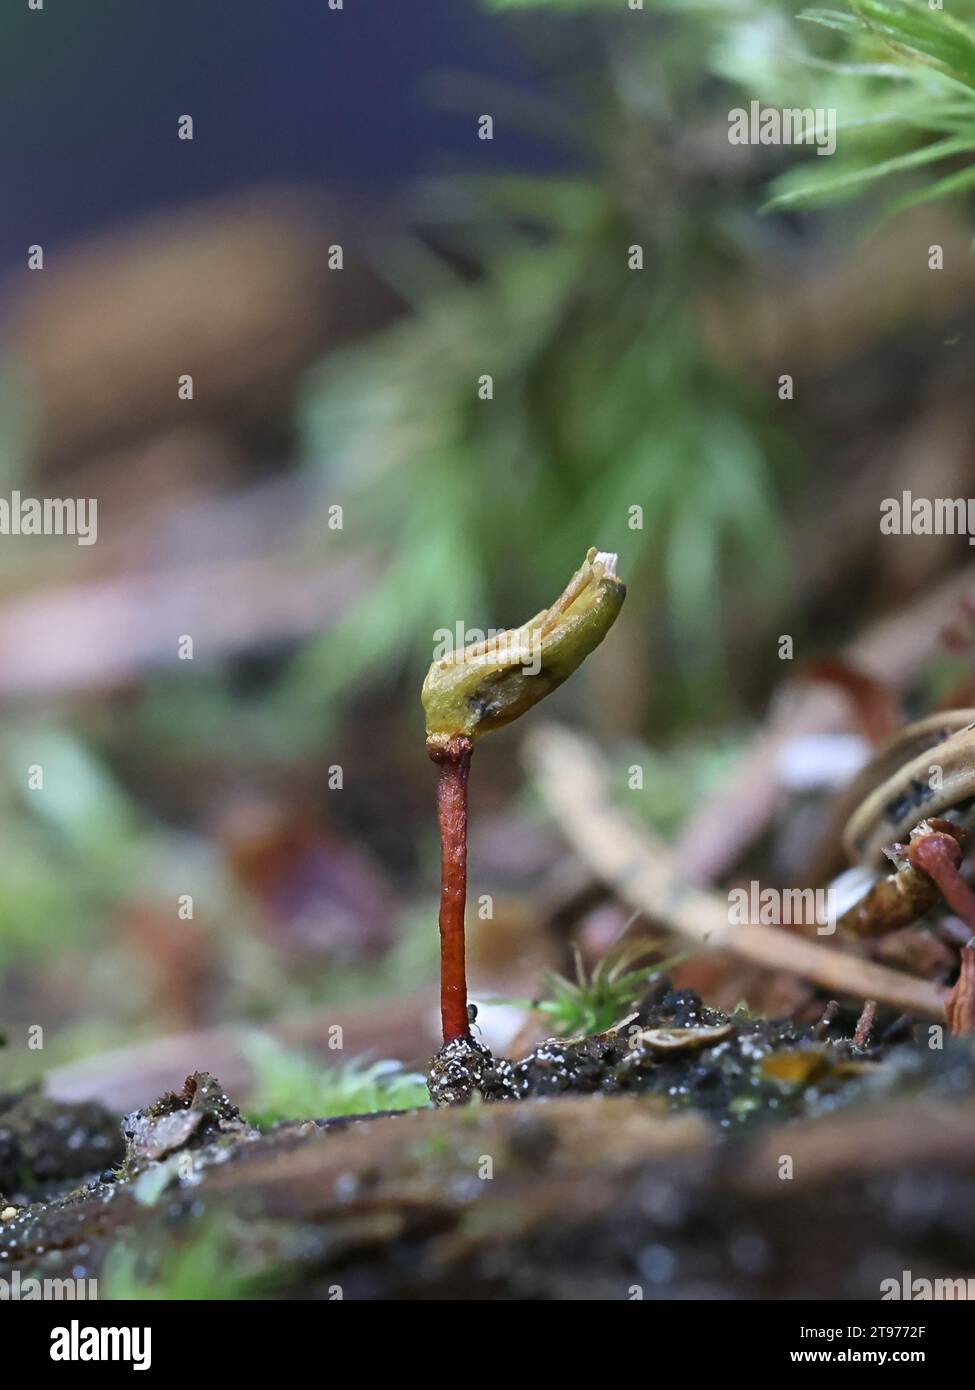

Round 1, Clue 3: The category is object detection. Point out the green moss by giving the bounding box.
[101,1219,267,1301]
[502,940,691,1040]
[243,1035,430,1129]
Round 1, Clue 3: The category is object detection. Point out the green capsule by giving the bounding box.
[422,548,626,751]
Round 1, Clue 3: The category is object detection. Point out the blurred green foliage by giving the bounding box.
[767,1,975,216]
[0,729,147,967]
[294,0,815,735]
[243,1035,429,1128]
[102,1218,270,1301]
[610,734,744,838]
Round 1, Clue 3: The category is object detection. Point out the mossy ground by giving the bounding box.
[429,983,871,1120]
[4,995,975,1299]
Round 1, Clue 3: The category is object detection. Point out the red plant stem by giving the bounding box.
[908,832,975,933]
[430,735,474,1044]
[946,941,975,1038]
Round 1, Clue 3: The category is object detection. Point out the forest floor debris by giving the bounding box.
[5,993,975,1298]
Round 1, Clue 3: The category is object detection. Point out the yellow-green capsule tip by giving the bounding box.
[422,547,625,751]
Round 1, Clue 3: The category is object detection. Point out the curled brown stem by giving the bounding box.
[908,831,975,934]
[840,820,967,938]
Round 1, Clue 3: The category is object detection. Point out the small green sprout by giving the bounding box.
[423,549,626,1044]
[508,940,688,1040]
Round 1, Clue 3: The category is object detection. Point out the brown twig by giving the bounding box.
[525,723,947,1020]
[813,1000,840,1039]
[430,735,474,1044]
[853,999,877,1048]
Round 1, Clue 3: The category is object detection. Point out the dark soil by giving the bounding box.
[4,987,975,1299]
[0,1084,123,1205]
[428,984,868,1118]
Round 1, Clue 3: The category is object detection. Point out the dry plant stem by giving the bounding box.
[526,723,947,1021]
[813,1000,840,1039]
[431,735,474,1044]
[854,999,877,1048]
[838,866,942,938]
[840,820,967,937]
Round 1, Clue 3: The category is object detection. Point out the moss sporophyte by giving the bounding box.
[422,548,626,1047]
